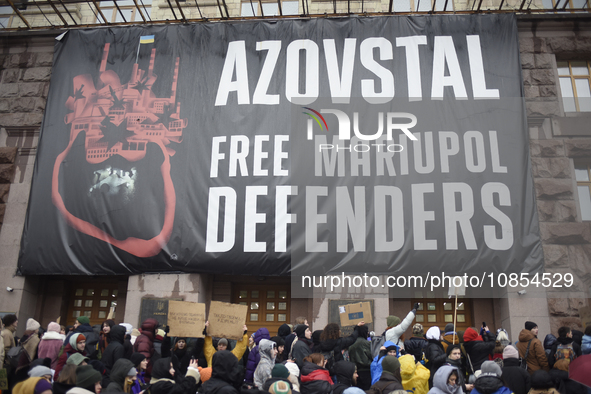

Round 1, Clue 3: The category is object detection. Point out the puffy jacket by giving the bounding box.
[105,358,134,392]
[244,327,270,383]
[405,336,428,363]
[204,333,249,367]
[463,328,496,373]
[332,360,356,394]
[317,327,359,368]
[424,339,447,387]
[501,357,531,394]
[101,325,126,374]
[134,319,158,359]
[292,338,313,370]
[55,342,87,378]
[428,365,461,394]
[148,356,200,394]
[201,351,242,394]
[300,362,333,394]
[367,370,404,394]
[347,336,372,371]
[65,324,99,358]
[582,334,591,355]
[38,331,64,370]
[399,354,429,394]
[254,339,276,389]
[470,376,512,394]
[384,310,416,345]
[515,329,548,374]
[370,341,397,385]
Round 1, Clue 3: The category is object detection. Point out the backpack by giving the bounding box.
[370,336,386,359]
[5,345,24,371]
[321,349,337,374]
[554,342,575,371]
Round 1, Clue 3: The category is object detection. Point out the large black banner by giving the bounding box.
[18,15,543,284]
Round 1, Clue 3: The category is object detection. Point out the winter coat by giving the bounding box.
[582,334,591,355]
[370,341,397,386]
[148,356,200,394]
[444,357,468,394]
[424,339,447,387]
[244,327,270,383]
[548,368,588,394]
[501,357,531,394]
[428,365,461,394]
[547,336,581,369]
[101,325,126,375]
[384,310,416,345]
[317,327,359,366]
[470,376,512,394]
[441,333,460,353]
[38,331,64,370]
[300,362,333,394]
[65,324,99,358]
[2,326,16,359]
[367,371,404,394]
[463,328,496,374]
[331,360,356,394]
[516,330,549,374]
[17,330,40,371]
[131,371,146,394]
[55,343,87,378]
[204,333,249,367]
[254,339,276,389]
[105,358,134,392]
[201,351,242,394]
[405,336,428,363]
[292,338,313,370]
[543,335,557,358]
[400,354,430,394]
[52,381,75,394]
[134,319,158,359]
[347,337,372,371]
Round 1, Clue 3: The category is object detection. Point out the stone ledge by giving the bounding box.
[565,139,591,157]
[0,148,18,164]
[530,140,565,157]
[532,157,571,178]
[537,200,577,222]
[540,222,591,244]
[534,178,573,200]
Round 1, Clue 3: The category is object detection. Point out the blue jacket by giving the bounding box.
[370,341,399,385]
[582,334,591,355]
[244,328,270,383]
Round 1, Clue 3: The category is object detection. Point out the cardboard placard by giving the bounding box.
[168,300,206,337]
[579,306,591,329]
[338,301,373,327]
[207,301,247,340]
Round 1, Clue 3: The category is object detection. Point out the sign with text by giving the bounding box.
[207,301,247,340]
[139,298,169,327]
[339,301,373,326]
[168,300,206,337]
[17,15,542,297]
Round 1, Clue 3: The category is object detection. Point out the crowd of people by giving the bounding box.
[1,305,590,394]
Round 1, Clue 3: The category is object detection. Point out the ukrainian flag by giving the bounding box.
[140,35,154,44]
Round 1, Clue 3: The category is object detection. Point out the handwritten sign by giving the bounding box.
[168,300,206,337]
[207,301,247,340]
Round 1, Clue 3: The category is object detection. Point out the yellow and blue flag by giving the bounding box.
[140,35,154,44]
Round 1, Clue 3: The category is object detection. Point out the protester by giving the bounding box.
[292,324,313,369]
[399,353,430,394]
[470,361,512,394]
[38,322,64,370]
[75,364,103,394]
[300,353,333,394]
[383,303,420,348]
[366,355,404,394]
[428,365,461,394]
[2,314,18,357]
[105,358,135,392]
[285,317,307,360]
[53,364,78,394]
[442,323,458,353]
[129,353,148,394]
[516,322,548,374]
[262,363,298,393]
[347,324,372,389]
[500,345,531,394]
[55,333,87,378]
[582,326,591,355]
[14,318,42,383]
[67,353,90,367]
[133,318,158,379]
[444,344,472,393]
[370,341,398,385]
[528,370,559,394]
[204,321,249,369]
[66,317,99,358]
[201,350,242,394]
[101,324,126,374]
[547,326,581,370]
[254,338,277,389]
[405,323,428,363]
[424,326,447,388]
[332,360,357,394]
[244,326,270,382]
[98,319,115,357]
[317,321,364,373]
[271,336,287,363]
[463,326,496,374]
[147,356,200,394]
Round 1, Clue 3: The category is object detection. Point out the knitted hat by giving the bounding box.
[444,323,455,333]
[76,365,102,388]
[285,361,300,377]
[69,333,86,349]
[48,322,61,333]
[130,353,146,368]
[381,356,401,375]
[272,364,290,379]
[271,336,286,347]
[2,314,17,327]
[479,361,502,378]
[269,380,291,394]
[77,316,90,325]
[28,366,52,377]
[294,324,308,339]
[34,378,53,394]
[525,321,538,331]
[387,316,401,327]
[198,367,212,382]
[446,344,462,357]
[530,370,555,390]
[503,345,519,360]
[412,323,423,336]
[67,353,90,366]
[218,338,228,347]
[26,318,41,331]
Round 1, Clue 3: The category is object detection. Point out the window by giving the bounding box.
[411,298,472,331]
[67,282,119,325]
[96,0,152,23]
[575,162,591,221]
[241,0,299,16]
[558,61,591,112]
[0,6,14,28]
[542,0,588,9]
[235,285,289,336]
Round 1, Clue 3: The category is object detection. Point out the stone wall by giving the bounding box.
[520,23,591,334]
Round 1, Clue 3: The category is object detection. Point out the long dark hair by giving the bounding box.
[320,323,340,341]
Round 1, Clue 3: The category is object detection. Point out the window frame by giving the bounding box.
[574,161,591,221]
[557,60,591,113]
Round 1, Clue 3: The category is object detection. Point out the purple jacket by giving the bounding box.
[244,328,270,383]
